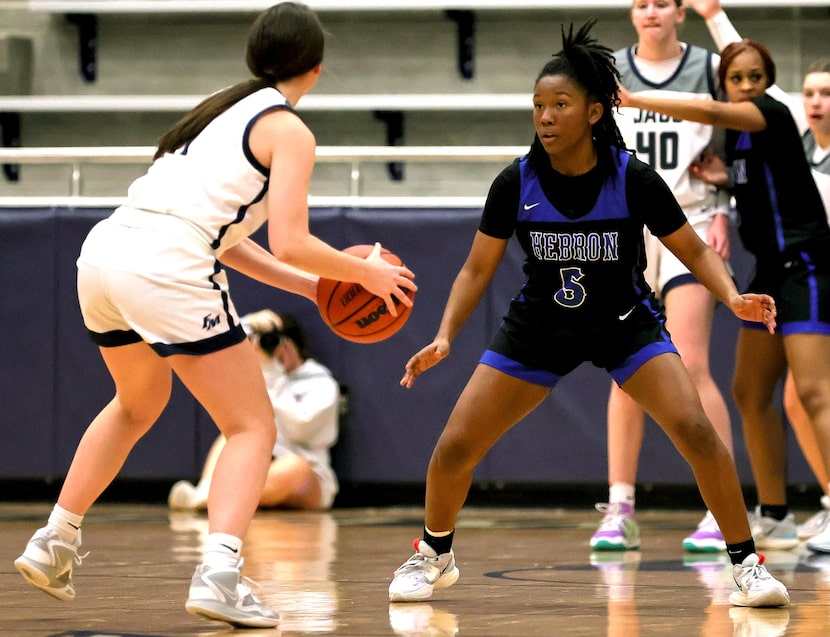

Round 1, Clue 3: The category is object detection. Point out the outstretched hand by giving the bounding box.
[400,338,451,389]
[729,293,777,334]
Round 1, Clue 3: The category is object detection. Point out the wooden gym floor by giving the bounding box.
[1,502,828,636]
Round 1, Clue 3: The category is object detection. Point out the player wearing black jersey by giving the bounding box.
[387,21,788,609]
[619,33,830,557]
[691,0,830,552]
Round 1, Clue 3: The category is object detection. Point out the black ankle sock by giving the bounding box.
[726,538,757,565]
[423,528,454,555]
[759,505,788,521]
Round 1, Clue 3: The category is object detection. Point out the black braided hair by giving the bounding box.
[531,19,628,178]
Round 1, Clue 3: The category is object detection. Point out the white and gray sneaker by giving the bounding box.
[185,558,279,628]
[750,507,799,550]
[798,495,830,541]
[729,553,790,608]
[806,523,830,554]
[14,526,85,601]
[389,539,460,602]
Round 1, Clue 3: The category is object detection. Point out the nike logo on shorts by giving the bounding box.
[618,306,636,321]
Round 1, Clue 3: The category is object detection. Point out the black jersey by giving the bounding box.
[479,146,687,326]
[727,94,830,261]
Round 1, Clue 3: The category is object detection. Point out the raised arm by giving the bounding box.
[687,0,807,132]
[618,84,767,132]
[685,0,741,51]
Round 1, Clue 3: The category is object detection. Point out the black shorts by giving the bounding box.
[743,251,830,336]
[480,298,678,388]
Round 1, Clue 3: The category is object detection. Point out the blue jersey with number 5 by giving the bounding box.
[514,150,653,325]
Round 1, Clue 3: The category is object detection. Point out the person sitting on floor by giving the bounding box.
[169,308,341,511]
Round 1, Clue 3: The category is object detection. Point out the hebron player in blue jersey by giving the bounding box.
[12,3,414,629]
[619,26,830,561]
[592,0,735,554]
[387,20,788,609]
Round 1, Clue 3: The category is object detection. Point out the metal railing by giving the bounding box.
[0,145,528,206]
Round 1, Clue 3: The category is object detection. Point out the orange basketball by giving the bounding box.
[316,244,415,344]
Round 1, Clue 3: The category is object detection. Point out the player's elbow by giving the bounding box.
[269,233,303,265]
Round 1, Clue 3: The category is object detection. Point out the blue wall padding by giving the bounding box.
[0,206,810,486]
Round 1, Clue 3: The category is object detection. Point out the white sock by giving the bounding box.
[203,533,242,570]
[424,526,452,537]
[47,504,83,544]
[609,483,636,508]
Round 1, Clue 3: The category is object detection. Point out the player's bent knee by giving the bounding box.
[433,435,482,474]
[673,418,722,460]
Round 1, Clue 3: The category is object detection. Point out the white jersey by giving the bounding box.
[804,130,830,222]
[76,87,296,352]
[613,45,720,212]
[124,87,292,255]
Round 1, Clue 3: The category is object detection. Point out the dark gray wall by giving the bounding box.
[0,206,812,490]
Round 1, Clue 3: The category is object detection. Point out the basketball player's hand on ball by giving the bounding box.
[730,293,777,334]
[362,242,417,317]
[400,338,451,389]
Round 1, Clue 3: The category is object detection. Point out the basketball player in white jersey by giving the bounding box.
[591,0,734,554]
[13,3,415,629]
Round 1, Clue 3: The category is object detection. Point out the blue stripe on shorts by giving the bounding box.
[609,339,678,387]
[479,350,562,388]
[741,319,830,336]
[780,321,830,337]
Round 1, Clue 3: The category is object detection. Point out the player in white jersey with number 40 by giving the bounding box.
[590,0,735,555]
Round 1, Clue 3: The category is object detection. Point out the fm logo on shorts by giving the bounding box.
[203,313,221,330]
